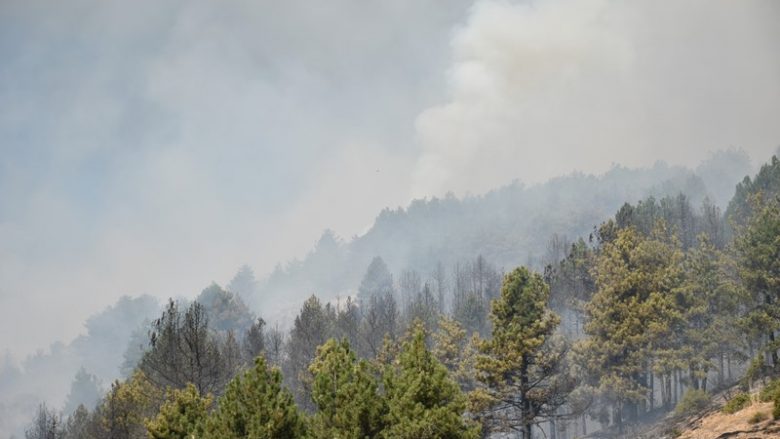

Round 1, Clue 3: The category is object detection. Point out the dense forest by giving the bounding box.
[249,149,751,317]
[12,151,780,438]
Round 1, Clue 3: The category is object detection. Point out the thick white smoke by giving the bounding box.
[413,0,780,197]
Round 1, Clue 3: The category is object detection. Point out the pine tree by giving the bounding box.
[545,238,595,329]
[431,316,478,391]
[146,384,212,439]
[139,300,229,395]
[451,290,488,337]
[243,317,267,363]
[99,371,162,439]
[309,339,385,439]
[580,226,684,430]
[25,403,64,439]
[727,155,780,228]
[456,333,481,392]
[205,356,307,439]
[405,281,439,333]
[63,405,90,439]
[735,198,780,367]
[285,295,333,410]
[678,235,742,392]
[63,367,102,415]
[227,265,259,299]
[359,291,399,358]
[473,267,572,438]
[334,297,361,351]
[432,316,467,374]
[221,330,244,382]
[358,257,394,305]
[197,283,255,334]
[382,324,479,439]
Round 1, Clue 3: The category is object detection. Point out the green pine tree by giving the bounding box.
[382,324,479,439]
[146,384,212,439]
[580,226,684,430]
[204,356,307,439]
[678,235,742,392]
[473,266,573,439]
[431,316,467,374]
[736,198,780,367]
[309,339,385,439]
[97,371,162,439]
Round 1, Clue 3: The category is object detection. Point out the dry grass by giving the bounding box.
[676,397,780,439]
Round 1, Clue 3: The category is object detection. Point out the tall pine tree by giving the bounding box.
[309,339,385,439]
[383,325,479,439]
[474,267,572,439]
[146,384,211,439]
[205,357,307,439]
[736,198,780,368]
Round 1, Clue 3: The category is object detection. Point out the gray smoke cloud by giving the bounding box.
[413,0,780,196]
[0,0,778,362]
[0,0,471,358]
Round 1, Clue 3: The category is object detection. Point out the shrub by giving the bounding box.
[744,355,766,385]
[773,397,780,420]
[722,392,751,414]
[759,379,780,402]
[756,379,780,420]
[675,389,710,416]
[749,411,768,424]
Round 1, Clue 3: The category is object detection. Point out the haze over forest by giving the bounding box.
[1,1,779,438]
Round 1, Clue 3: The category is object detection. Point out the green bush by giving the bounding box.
[773,396,780,420]
[722,392,752,414]
[759,379,780,402]
[675,389,710,416]
[749,411,768,424]
[755,378,780,420]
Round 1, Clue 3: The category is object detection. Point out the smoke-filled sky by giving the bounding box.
[1,0,779,357]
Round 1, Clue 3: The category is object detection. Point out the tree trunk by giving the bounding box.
[690,364,699,390]
[575,312,581,337]
[521,357,532,439]
[766,293,778,366]
[649,372,654,411]
[660,374,668,409]
[702,366,708,392]
[728,354,732,382]
[677,369,683,399]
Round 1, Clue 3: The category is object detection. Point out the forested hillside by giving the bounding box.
[249,150,752,317]
[15,150,780,439]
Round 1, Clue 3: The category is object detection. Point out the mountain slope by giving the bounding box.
[249,151,753,315]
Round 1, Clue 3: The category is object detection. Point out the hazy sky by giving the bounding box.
[1,0,779,358]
